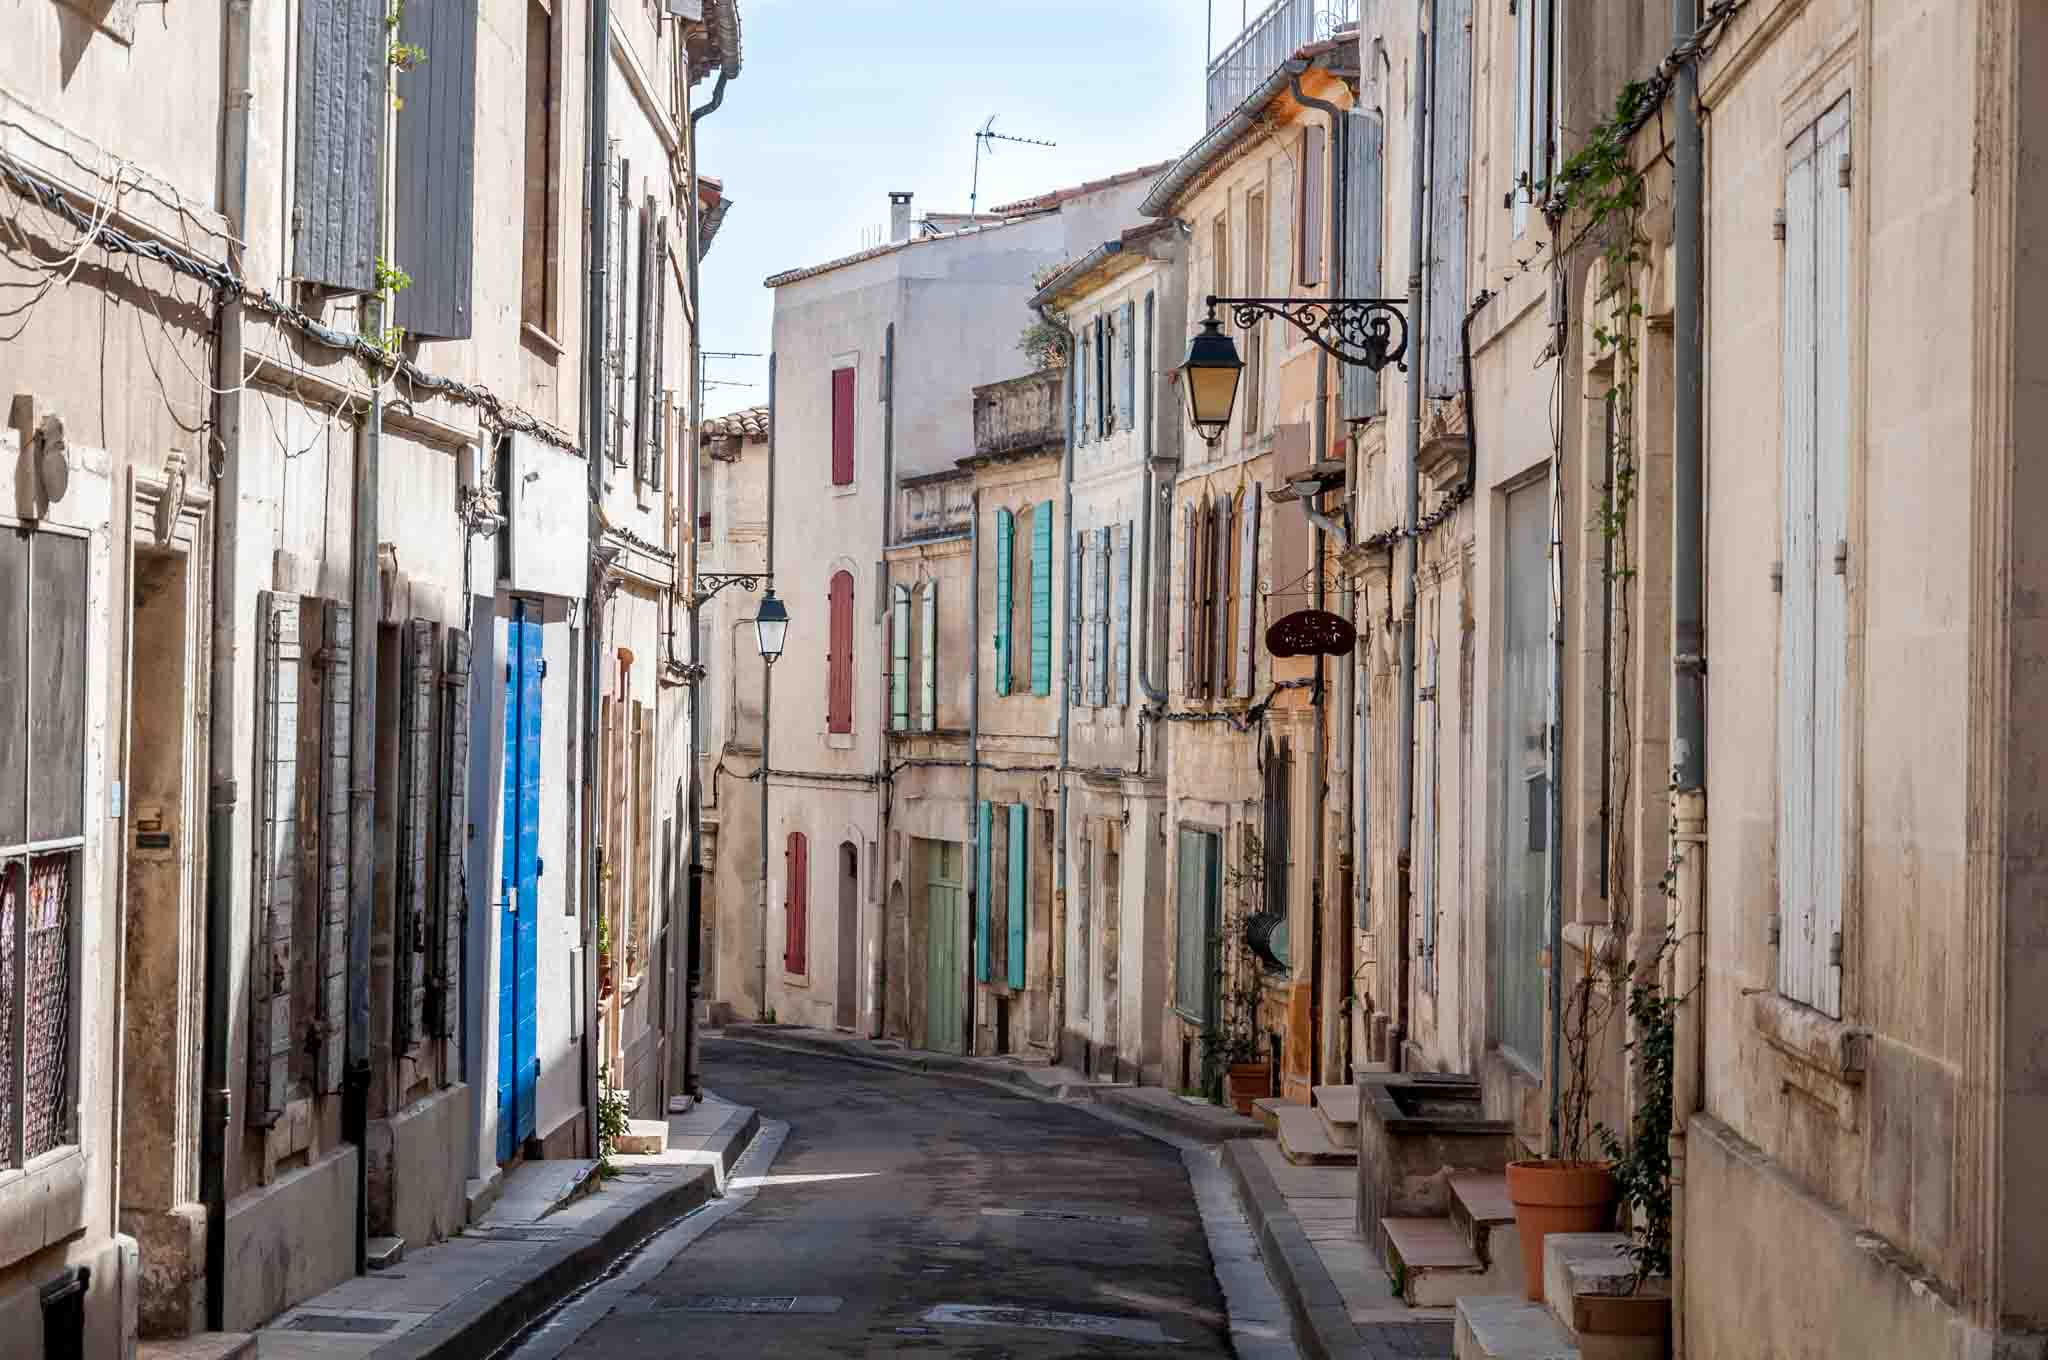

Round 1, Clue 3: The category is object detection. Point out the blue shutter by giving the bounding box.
[293,0,383,291]
[994,508,1014,695]
[976,800,993,981]
[1114,522,1133,705]
[1007,803,1027,989]
[1031,500,1054,695]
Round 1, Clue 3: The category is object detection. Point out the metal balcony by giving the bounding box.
[1207,0,1360,127]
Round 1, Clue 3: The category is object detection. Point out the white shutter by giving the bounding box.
[1421,640,1439,986]
[1068,531,1084,705]
[249,591,301,1127]
[1235,484,1261,696]
[1091,530,1111,707]
[435,628,471,1046]
[317,601,352,1093]
[1113,522,1132,706]
[1776,123,1820,1009]
[891,583,911,730]
[1811,97,1852,1018]
[920,582,938,731]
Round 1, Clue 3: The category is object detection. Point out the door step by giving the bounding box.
[1277,1104,1356,1166]
[366,1236,405,1271]
[1449,1171,1521,1271]
[1312,1084,1360,1149]
[1455,1295,1580,1359]
[614,1118,670,1155]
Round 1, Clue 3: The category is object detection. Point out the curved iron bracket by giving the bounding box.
[689,571,771,607]
[1207,294,1410,373]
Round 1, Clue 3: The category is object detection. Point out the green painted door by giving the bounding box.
[925,840,964,1054]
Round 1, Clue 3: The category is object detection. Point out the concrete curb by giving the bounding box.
[1224,1138,1374,1360]
[365,1111,761,1360]
[715,1026,1057,1098]
[1095,1088,1272,1146]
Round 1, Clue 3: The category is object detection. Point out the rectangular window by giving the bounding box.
[1298,125,1324,286]
[0,528,86,1167]
[1095,315,1109,438]
[521,0,556,333]
[831,365,856,485]
[1174,827,1220,1023]
[827,570,854,734]
[1493,479,1549,1067]
[1777,96,1852,1018]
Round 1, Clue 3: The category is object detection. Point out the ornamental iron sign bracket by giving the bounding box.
[1207,294,1410,373]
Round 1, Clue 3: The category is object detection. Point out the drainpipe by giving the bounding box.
[757,354,776,1018]
[202,0,255,1326]
[678,60,730,1106]
[580,0,611,1159]
[966,489,981,1056]
[1137,294,1172,707]
[1670,0,1706,1350]
[873,321,894,1039]
[1041,308,1075,1063]
[1392,6,1428,1072]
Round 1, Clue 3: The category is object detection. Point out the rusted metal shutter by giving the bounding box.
[1236,484,1261,696]
[392,0,477,338]
[1113,521,1132,706]
[650,216,669,489]
[249,592,301,1127]
[433,627,470,1043]
[1343,111,1385,422]
[292,0,382,291]
[316,602,353,1093]
[395,619,435,1054]
[1426,0,1473,399]
[634,196,655,485]
[827,570,854,733]
[831,366,856,485]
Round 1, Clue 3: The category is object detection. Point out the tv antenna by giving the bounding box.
[969,115,1057,218]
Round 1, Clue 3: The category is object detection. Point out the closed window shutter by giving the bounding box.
[994,509,1014,696]
[1344,111,1386,421]
[316,602,352,1093]
[434,628,470,1043]
[1077,335,1091,447]
[785,832,808,973]
[291,0,381,291]
[831,366,855,485]
[1183,504,1199,699]
[392,0,477,337]
[1070,351,1085,446]
[1091,530,1110,707]
[1212,493,1233,699]
[609,154,629,466]
[1095,315,1108,437]
[1777,118,1819,1012]
[1427,0,1474,398]
[1422,641,1439,984]
[1068,531,1084,705]
[650,216,668,489]
[1118,302,1136,432]
[1236,484,1261,696]
[393,619,435,1054]
[249,591,301,1127]
[1299,124,1325,286]
[828,571,853,733]
[1031,500,1054,695]
[975,801,993,982]
[634,198,654,484]
[920,583,938,731]
[891,584,911,730]
[1114,521,1133,705]
[1007,803,1027,989]
[1103,312,1118,434]
[1811,100,1851,1022]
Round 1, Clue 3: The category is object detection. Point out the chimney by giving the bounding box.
[888,191,915,243]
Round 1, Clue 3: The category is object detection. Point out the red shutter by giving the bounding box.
[831,366,855,486]
[828,570,854,733]
[785,832,808,974]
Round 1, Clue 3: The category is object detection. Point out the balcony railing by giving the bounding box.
[1207,0,1359,128]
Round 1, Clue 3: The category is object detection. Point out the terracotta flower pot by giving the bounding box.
[1226,1061,1271,1114]
[1505,1159,1617,1301]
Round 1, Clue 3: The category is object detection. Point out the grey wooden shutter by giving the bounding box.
[1299,124,1325,286]
[292,0,382,291]
[1344,111,1386,422]
[1426,0,1473,399]
[433,627,470,1043]
[634,197,655,484]
[1076,334,1090,447]
[316,602,353,1093]
[1095,315,1109,437]
[1117,302,1136,433]
[1810,99,1851,1021]
[1211,493,1232,699]
[609,154,629,466]
[1113,521,1132,705]
[920,583,938,731]
[1070,354,1084,447]
[1090,530,1110,707]
[1182,504,1197,699]
[249,592,301,1127]
[1068,531,1085,705]
[392,0,478,338]
[395,619,435,1053]
[651,216,669,489]
[1235,484,1261,695]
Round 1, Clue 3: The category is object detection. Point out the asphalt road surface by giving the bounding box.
[556,1037,1237,1358]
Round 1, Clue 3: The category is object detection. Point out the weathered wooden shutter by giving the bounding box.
[392,0,477,337]
[828,570,853,733]
[609,153,629,466]
[1070,351,1085,446]
[1117,302,1136,432]
[784,832,807,974]
[650,216,668,489]
[1096,315,1110,437]
[1090,530,1110,707]
[316,602,352,1092]
[1113,521,1132,706]
[292,0,382,291]
[1068,531,1085,705]
[891,584,911,730]
[1421,640,1439,983]
[1811,100,1852,1022]
[433,627,470,1042]
[1299,124,1325,286]
[1076,333,1090,447]
[831,366,855,485]
[975,801,993,982]
[1030,501,1054,695]
[1183,504,1199,699]
[994,508,1014,696]
[1428,0,1473,399]
[249,592,301,1127]
[395,619,435,1053]
[1006,803,1027,989]
[1236,484,1261,696]
[633,197,654,484]
[919,582,938,731]
[1344,111,1386,421]
[1212,493,1233,699]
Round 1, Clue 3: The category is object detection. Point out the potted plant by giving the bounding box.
[1198,829,1279,1114]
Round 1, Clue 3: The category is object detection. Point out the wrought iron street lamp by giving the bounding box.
[752,589,788,666]
[1178,293,1411,444]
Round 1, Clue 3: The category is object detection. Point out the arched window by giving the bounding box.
[827,570,853,733]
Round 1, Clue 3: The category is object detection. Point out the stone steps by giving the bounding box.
[1448,1171,1521,1274]
[1311,1083,1359,1149]
[1381,1215,1496,1308]
[1276,1104,1355,1167]
[1455,1231,1669,1360]
[138,1336,259,1360]
[614,1117,670,1156]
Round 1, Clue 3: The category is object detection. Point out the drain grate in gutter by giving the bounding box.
[665,1295,844,1315]
[285,1314,400,1335]
[980,1207,1151,1228]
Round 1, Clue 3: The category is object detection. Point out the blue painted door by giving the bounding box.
[497,603,543,1161]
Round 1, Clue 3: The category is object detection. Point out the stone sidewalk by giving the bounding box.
[248,1096,759,1359]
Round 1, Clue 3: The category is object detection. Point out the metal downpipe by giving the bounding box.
[757,354,776,1019]
[966,490,981,1056]
[1392,7,1428,1072]
[579,0,611,1158]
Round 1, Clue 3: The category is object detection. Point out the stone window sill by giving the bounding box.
[521,323,565,359]
[1751,990,1870,1085]
[0,1146,86,1272]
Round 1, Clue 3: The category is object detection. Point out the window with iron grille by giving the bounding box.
[0,526,87,1169]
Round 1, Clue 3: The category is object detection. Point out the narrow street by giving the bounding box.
[549,1039,1237,1357]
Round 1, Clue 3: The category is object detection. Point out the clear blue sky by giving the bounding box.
[695,0,1258,417]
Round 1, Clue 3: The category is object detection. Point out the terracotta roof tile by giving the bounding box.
[986,159,1176,215]
[701,405,769,440]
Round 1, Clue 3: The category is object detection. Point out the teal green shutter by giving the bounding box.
[995,509,1014,695]
[1030,500,1053,695]
[1007,803,1028,988]
[976,800,993,981]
